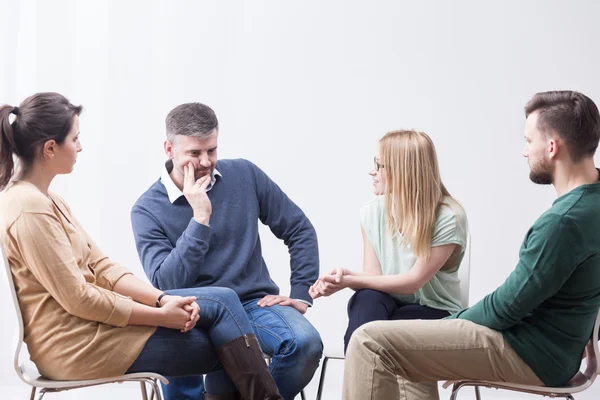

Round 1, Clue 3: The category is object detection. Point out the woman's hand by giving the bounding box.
[181,301,200,332]
[309,267,352,299]
[161,295,200,332]
[159,296,198,331]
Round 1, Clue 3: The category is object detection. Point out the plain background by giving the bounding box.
[1,1,600,399]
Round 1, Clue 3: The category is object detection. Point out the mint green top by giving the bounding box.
[448,176,600,386]
[360,196,468,313]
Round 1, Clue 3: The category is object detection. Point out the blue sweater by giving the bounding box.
[131,158,319,304]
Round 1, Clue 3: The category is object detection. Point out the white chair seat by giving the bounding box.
[323,346,345,360]
[22,371,169,389]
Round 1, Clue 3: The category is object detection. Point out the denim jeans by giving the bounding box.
[125,287,253,377]
[164,298,323,400]
[344,289,450,353]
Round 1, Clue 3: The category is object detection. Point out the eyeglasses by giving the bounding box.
[374,157,384,171]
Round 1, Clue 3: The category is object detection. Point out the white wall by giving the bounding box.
[2,1,600,398]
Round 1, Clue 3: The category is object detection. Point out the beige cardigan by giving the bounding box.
[0,181,156,380]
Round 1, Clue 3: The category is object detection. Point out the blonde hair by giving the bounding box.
[379,130,451,259]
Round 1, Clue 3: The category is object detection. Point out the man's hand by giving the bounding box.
[257,295,309,314]
[183,162,212,225]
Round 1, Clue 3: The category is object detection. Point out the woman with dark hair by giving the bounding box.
[0,92,282,400]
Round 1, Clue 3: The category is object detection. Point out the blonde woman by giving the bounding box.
[310,130,468,352]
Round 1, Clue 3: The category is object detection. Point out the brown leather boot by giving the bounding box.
[217,334,283,400]
[204,392,241,400]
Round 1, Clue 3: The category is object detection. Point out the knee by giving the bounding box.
[349,321,391,355]
[297,331,323,363]
[346,324,374,359]
[349,289,389,310]
[207,287,240,305]
[285,326,323,363]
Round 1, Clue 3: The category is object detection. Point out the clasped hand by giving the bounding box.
[309,267,352,299]
[160,295,201,333]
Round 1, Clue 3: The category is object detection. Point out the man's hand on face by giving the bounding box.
[257,295,309,314]
[182,162,212,225]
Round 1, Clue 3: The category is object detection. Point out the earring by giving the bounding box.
[51,154,55,157]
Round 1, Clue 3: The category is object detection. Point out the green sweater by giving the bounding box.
[448,177,600,386]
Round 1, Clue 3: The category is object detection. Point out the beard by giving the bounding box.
[529,156,554,185]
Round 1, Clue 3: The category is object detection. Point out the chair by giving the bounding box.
[315,235,473,400]
[0,243,168,400]
[447,308,600,400]
[315,347,344,400]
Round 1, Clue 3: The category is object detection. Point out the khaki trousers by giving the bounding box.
[342,319,543,400]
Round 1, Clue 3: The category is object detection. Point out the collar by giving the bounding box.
[160,160,222,204]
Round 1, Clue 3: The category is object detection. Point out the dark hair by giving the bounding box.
[166,102,219,142]
[0,92,82,190]
[525,90,600,162]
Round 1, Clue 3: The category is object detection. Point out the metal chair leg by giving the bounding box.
[300,389,306,400]
[149,378,157,400]
[29,387,37,400]
[36,388,47,400]
[146,378,163,400]
[140,381,149,400]
[475,386,481,400]
[316,356,330,400]
[449,382,461,400]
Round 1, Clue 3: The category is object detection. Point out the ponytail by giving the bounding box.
[0,105,18,191]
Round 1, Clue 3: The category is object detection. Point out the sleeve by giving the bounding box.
[359,199,383,259]
[11,212,133,327]
[84,234,132,290]
[451,214,586,329]
[131,204,211,290]
[431,205,467,249]
[246,160,319,304]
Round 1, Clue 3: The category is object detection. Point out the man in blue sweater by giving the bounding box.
[131,102,323,400]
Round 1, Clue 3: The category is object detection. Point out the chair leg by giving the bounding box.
[300,389,306,400]
[149,378,156,400]
[474,386,481,400]
[36,388,47,400]
[140,381,149,400]
[146,378,163,400]
[315,356,330,400]
[449,383,461,400]
[29,387,37,400]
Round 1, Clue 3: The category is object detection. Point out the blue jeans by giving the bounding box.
[163,298,323,400]
[126,287,253,378]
